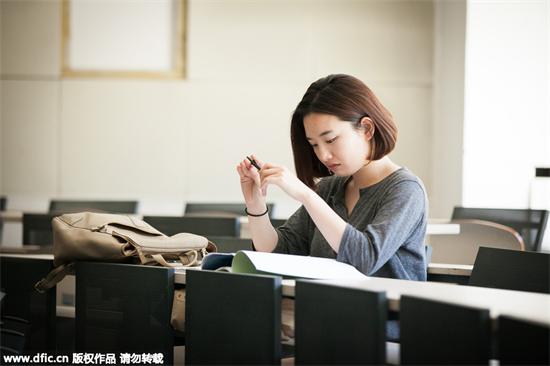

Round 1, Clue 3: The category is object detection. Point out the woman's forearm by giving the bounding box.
[246,202,278,252]
[248,215,278,252]
[301,190,347,252]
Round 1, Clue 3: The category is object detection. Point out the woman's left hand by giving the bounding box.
[259,163,311,203]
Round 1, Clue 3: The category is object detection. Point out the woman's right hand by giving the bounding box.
[236,154,267,211]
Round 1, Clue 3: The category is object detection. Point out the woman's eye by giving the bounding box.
[326,137,338,144]
[310,144,318,149]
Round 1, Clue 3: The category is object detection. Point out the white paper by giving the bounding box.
[234,250,366,280]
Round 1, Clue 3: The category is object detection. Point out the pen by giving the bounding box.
[246,156,261,170]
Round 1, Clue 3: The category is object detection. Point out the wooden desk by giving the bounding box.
[0,252,54,260]
[0,210,22,223]
[427,262,472,276]
[0,245,53,255]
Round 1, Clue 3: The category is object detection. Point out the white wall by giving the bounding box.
[431,0,467,218]
[463,0,550,208]
[1,0,435,219]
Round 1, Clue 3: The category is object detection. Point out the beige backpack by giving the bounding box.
[35,211,216,292]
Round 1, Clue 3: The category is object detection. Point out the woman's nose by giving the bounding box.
[318,146,333,162]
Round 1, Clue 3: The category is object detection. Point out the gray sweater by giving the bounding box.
[273,168,428,281]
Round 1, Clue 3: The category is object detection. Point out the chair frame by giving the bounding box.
[185,270,282,365]
[0,256,56,352]
[452,206,549,252]
[294,280,387,365]
[400,295,491,365]
[22,213,58,246]
[184,202,275,218]
[143,215,241,237]
[469,246,550,294]
[429,219,525,265]
[75,262,175,364]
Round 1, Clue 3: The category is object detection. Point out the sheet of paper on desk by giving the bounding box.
[233,251,366,280]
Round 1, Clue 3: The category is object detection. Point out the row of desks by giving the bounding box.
[176,268,550,326]
[1,252,548,327]
[0,249,473,277]
[0,209,461,237]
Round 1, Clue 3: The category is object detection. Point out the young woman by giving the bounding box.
[236,74,428,281]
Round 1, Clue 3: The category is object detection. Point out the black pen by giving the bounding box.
[246,156,261,170]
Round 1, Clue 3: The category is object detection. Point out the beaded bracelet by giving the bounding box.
[245,206,269,217]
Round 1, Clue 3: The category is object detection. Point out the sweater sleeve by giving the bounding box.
[272,205,312,255]
[271,178,335,255]
[336,180,426,275]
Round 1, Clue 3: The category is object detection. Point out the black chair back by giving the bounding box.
[22,213,58,245]
[75,262,175,364]
[498,315,550,365]
[400,295,491,365]
[143,216,240,237]
[0,329,26,355]
[452,206,549,251]
[49,200,138,214]
[184,202,275,218]
[0,257,56,352]
[469,247,550,294]
[294,280,387,365]
[207,236,253,253]
[185,270,282,365]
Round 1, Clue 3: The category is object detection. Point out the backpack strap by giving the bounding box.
[34,262,75,293]
[150,251,199,268]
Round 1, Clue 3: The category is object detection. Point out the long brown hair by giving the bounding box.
[291,74,397,188]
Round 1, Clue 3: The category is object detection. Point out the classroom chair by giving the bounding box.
[0,256,56,352]
[184,202,275,218]
[207,236,253,253]
[185,270,282,365]
[452,206,549,252]
[49,199,138,214]
[400,295,491,365]
[0,329,26,355]
[75,262,175,364]
[469,247,550,294]
[0,294,31,356]
[294,280,387,365]
[497,315,550,365]
[143,215,240,237]
[22,213,58,245]
[428,219,524,265]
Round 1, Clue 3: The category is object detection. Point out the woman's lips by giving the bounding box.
[328,164,340,170]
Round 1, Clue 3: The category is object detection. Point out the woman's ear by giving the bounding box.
[360,117,375,140]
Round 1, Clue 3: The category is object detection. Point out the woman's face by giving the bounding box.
[303,113,371,176]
